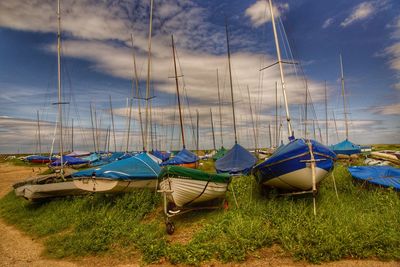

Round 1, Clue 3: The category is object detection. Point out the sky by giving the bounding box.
[0,0,399,154]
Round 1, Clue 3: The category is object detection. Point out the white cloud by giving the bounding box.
[245,0,289,28]
[322,18,334,29]
[383,16,400,91]
[341,2,375,27]
[340,1,390,28]
[371,103,400,115]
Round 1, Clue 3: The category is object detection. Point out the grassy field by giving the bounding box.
[0,158,399,265]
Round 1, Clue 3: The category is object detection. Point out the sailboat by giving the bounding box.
[330,54,361,155]
[158,36,231,234]
[72,152,160,192]
[215,22,257,175]
[13,0,87,201]
[253,0,336,195]
[160,35,199,169]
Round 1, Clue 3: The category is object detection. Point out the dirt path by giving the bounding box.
[0,162,398,267]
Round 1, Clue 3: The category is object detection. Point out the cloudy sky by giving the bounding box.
[0,0,399,154]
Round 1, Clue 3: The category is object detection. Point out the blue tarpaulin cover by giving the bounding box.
[81,153,100,163]
[215,143,257,175]
[26,155,56,162]
[103,152,125,162]
[160,148,199,166]
[330,139,361,155]
[253,138,336,183]
[152,150,171,161]
[348,166,400,190]
[72,152,161,180]
[50,155,89,166]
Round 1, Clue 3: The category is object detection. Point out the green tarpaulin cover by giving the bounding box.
[212,147,228,161]
[159,165,230,184]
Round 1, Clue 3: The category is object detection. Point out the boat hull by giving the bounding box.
[73,178,157,193]
[14,181,87,201]
[177,162,198,169]
[159,177,228,207]
[253,139,336,191]
[263,166,329,191]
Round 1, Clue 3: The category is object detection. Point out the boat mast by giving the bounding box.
[304,79,308,138]
[216,69,224,147]
[37,110,41,155]
[340,54,349,140]
[109,96,117,152]
[268,0,293,139]
[144,0,154,151]
[247,86,258,152]
[57,0,64,177]
[268,123,272,148]
[71,118,73,152]
[324,81,328,145]
[225,21,238,144]
[275,81,278,146]
[332,111,339,142]
[131,34,145,151]
[94,105,100,152]
[210,108,216,150]
[171,35,186,149]
[126,97,133,153]
[90,103,96,152]
[196,109,199,154]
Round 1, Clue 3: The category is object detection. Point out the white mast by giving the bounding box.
[340,54,349,140]
[57,0,64,177]
[37,110,42,155]
[225,21,238,144]
[144,0,154,151]
[216,69,224,147]
[268,0,293,139]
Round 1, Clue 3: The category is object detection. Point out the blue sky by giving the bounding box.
[0,0,399,153]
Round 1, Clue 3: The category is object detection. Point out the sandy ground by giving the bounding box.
[0,162,398,267]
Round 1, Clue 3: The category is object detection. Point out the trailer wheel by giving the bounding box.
[166,221,175,235]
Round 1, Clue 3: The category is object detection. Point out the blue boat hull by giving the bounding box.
[253,139,336,191]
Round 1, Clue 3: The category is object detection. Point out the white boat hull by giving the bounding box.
[264,167,329,191]
[15,181,87,201]
[73,178,157,193]
[159,178,228,207]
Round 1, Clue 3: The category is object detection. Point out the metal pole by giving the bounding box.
[225,21,238,144]
[275,81,278,147]
[171,35,186,148]
[131,34,145,151]
[37,110,41,155]
[144,0,154,151]
[71,118,73,152]
[57,0,64,177]
[340,54,349,140]
[90,104,96,152]
[269,0,293,138]
[325,81,328,145]
[196,109,199,154]
[305,79,308,138]
[109,95,117,152]
[210,109,216,150]
[247,86,257,152]
[217,69,224,147]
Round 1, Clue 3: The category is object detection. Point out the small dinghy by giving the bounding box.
[160,148,199,169]
[13,169,87,201]
[158,165,231,234]
[348,166,400,191]
[158,166,231,207]
[72,152,161,193]
[26,155,56,164]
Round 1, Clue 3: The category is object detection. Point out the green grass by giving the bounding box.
[0,163,399,265]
